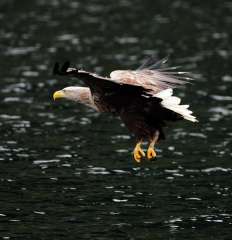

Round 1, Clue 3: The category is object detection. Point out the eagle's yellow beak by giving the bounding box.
[53,90,65,100]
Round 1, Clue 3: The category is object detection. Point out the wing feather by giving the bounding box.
[137,55,169,70]
[110,56,193,94]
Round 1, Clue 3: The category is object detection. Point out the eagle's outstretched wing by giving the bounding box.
[53,61,197,122]
[54,56,192,93]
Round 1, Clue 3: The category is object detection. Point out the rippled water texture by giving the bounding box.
[0,0,232,239]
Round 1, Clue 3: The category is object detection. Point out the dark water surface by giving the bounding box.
[0,0,232,239]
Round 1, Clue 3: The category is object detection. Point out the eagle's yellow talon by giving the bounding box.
[147,147,157,160]
[134,153,141,163]
[133,143,145,163]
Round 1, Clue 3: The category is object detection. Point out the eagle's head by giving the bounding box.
[53,86,97,110]
[53,87,81,101]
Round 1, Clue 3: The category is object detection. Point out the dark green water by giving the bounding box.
[0,0,232,239]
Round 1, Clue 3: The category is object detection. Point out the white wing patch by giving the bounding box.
[155,89,198,122]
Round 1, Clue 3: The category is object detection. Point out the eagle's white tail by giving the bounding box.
[155,89,198,122]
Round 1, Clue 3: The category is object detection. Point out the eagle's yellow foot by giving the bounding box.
[147,147,157,160]
[133,143,145,163]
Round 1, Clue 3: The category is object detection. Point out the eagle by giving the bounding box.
[53,56,198,162]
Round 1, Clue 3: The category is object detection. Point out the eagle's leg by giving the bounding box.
[147,131,159,160]
[133,139,145,163]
